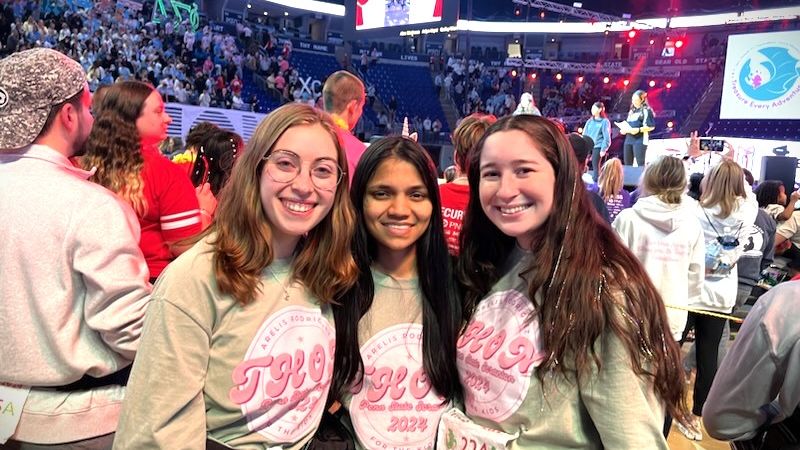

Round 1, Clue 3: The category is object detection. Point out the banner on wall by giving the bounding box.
[165,103,267,144]
[720,30,800,120]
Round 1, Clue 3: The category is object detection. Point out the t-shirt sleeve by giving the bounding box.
[776,212,800,241]
[114,298,210,449]
[157,161,202,242]
[580,329,668,449]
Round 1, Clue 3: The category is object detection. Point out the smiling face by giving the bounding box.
[136,90,171,148]
[363,157,432,265]
[478,129,556,249]
[259,123,339,254]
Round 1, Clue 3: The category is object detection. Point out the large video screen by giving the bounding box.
[720,30,800,120]
[345,0,458,39]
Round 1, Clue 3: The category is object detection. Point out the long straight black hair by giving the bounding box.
[331,136,463,404]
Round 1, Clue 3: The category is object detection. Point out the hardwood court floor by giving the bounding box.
[667,342,731,450]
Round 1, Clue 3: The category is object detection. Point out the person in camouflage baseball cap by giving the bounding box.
[0,48,88,150]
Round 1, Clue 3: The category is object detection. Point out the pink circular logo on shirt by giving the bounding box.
[457,290,546,422]
[350,323,447,450]
[229,306,335,442]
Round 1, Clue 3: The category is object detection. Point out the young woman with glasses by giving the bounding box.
[114,103,359,449]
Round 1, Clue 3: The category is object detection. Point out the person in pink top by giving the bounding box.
[322,70,367,184]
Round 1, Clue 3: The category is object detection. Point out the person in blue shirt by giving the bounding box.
[621,89,655,166]
[582,101,611,182]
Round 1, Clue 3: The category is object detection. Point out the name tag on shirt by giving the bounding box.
[0,383,30,444]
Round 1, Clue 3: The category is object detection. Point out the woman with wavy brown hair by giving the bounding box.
[114,103,359,449]
[449,115,688,448]
[83,81,204,282]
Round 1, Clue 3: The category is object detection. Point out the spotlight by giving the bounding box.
[649,80,656,88]
[555,73,563,81]
[577,127,584,133]
[666,81,673,89]
[284,11,289,16]
[514,6,522,16]
[649,39,655,45]
[623,79,630,86]
[675,39,684,49]
[628,29,636,39]
[540,11,545,18]
[511,69,518,77]
[247,3,252,8]
[577,75,584,83]
[530,72,537,80]
[667,121,674,129]
[263,11,267,15]
[603,76,610,84]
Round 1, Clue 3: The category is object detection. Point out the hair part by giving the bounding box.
[332,136,463,404]
[642,155,687,204]
[211,103,358,306]
[457,114,689,424]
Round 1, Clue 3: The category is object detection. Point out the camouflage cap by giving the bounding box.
[0,48,87,150]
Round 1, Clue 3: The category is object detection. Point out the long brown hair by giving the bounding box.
[597,157,624,201]
[82,81,152,215]
[457,115,688,423]
[211,103,358,305]
[700,159,747,219]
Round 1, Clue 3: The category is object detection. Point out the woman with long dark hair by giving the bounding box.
[114,103,359,448]
[452,115,687,448]
[83,81,204,281]
[331,136,462,449]
[621,89,655,166]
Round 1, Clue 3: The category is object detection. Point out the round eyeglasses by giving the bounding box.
[263,150,343,191]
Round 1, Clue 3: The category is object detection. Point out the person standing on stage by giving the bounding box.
[582,101,611,182]
[620,90,655,167]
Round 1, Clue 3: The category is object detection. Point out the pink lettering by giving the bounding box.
[497,336,539,374]
[308,344,325,382]
[265,350,307,397]
[482,329,505,359]
[365,365,408,402]
[229,356,273,404]
[409,368,433,400]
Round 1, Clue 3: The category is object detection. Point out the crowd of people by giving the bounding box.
[1,4,800,450]
[0,0,315,113]
[436,55,624,121]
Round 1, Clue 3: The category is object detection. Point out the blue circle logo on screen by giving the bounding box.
[738,46,800,102]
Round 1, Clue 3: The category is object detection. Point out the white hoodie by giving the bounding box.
[612,195,705,340]
[695,195,759,313]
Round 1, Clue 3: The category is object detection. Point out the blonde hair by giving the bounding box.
[642,156,686,204]
[598,158,624,201]
[700,159,747,218]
